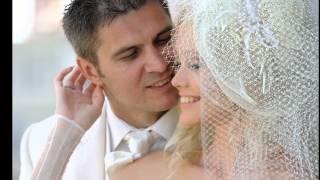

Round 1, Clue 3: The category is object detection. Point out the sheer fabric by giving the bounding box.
[166,0,319,179]
[30,115,84,180]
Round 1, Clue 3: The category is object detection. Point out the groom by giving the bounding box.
[19,0,179,179]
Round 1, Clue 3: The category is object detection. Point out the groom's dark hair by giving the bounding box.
[62,0,169,65]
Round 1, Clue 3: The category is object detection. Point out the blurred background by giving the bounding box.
[12,0,319,179]
[13,0,74,179]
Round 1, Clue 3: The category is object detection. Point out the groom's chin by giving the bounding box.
[145,87,179,111]
[148,95,179,112]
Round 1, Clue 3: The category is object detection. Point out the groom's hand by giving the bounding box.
[54,66,105,130]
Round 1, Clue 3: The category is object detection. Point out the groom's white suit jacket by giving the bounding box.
[19,99,179,180]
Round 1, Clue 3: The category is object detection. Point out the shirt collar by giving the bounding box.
[106,98,179,150]
[106,101,136,151]
[145,107,178,141]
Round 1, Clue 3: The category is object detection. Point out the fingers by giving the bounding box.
[84,82,96,95]
[55,66,74,89]
[62,66,81,88]
[55,65,104,108]
[74,74,87,90]
[55,65,88,91]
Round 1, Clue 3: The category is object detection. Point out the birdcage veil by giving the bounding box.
[165,0,319,179]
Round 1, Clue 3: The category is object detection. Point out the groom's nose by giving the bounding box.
[144,47,168,73]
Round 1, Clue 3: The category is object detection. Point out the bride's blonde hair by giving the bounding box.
[164,124,201,178]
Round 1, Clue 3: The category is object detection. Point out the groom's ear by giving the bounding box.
[77,57,104,86]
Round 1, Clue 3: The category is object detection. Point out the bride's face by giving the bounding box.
[171,22,200,127]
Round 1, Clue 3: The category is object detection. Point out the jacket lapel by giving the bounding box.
[62,102,108,180]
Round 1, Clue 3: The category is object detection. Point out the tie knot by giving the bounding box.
[105,130,162,177]
[124,130,157,155]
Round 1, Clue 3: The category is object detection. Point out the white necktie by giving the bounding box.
[105,130,159,176]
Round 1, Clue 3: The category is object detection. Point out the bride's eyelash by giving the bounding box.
[188,63,200,71]
[187,56,201,71]
[171,57,201,72]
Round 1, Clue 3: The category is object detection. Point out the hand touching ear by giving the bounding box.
[54,65,105,130]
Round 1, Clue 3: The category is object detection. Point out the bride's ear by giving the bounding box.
[76,57,103,87]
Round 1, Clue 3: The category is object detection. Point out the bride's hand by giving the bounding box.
[54,65,105,130]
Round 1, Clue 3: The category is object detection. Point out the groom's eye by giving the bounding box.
[156,35,171,46]
[120,49,138,60]
[155,29,172,46]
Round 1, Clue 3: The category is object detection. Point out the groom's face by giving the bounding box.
[95,1,178,115]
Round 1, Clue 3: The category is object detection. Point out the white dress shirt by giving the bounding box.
[105,100,178,155]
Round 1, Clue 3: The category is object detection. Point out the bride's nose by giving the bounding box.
[171,66,188,88]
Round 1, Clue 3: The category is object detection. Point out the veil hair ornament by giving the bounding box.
[165,0,319,179]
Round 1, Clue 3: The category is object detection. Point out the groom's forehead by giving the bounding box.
[101,0,169,26]
[104,0,170,30]
[97,0,172,58]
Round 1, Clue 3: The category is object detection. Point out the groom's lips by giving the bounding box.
[147,77,171,88]
[146,71,174,88]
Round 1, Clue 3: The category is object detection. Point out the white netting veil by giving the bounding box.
[166,0,319,179]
